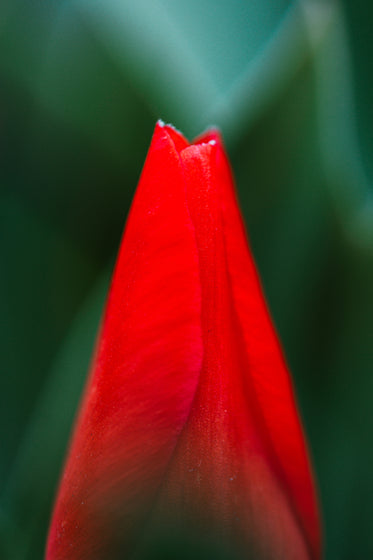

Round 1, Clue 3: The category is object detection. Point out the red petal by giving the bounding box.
[162,121,189,151]
[46,122,203,559]
[149,135,320,559]
[214,137,321,559]
[47,123,320,560]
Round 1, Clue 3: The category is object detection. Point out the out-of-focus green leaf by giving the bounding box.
[341,0,373,181]
[0,195,97,489]
[34,3,155,163]
[1,272,109,560]
[207,2,312,143]
[0,0,293,142]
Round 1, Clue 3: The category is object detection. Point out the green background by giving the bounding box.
[1,1,372,558]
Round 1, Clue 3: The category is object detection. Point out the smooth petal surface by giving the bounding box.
[46,123,203,559]
[152,130,320,559]
[46,123,320,560]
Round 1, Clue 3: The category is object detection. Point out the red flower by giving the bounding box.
[46,122,321,560]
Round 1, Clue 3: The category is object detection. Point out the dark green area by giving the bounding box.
[1,1,372,558]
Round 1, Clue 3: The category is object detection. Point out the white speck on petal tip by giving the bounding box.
[157,119,165,127]
[164,121,184,136]
[208,139,217,146]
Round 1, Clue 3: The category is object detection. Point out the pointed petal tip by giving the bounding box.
[149,120,185,157]
[155,121,224,153]
[154,120,189,152]
[193,126,223,148]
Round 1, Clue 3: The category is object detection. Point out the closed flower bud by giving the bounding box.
[46,122,321,560]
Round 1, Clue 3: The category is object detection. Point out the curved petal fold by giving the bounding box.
[46,123,320,560]
[46,122,203,560]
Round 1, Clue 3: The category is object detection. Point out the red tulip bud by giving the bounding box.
[46,122,321,560]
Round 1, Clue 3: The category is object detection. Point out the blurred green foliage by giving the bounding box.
[1,1,372,558]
